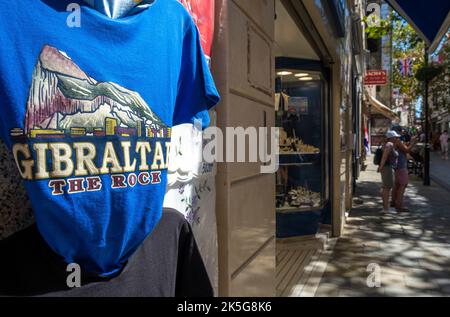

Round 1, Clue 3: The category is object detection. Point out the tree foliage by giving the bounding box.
[364,11,424,110]
[363,15,391,39]
[364,9,449,116]
[429,36,450,113]
[390,11,424,102]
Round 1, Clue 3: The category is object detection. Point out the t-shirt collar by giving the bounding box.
[82,0,156,19]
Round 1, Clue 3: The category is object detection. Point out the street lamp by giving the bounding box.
[416,47,444,186]
[424,48,430,186]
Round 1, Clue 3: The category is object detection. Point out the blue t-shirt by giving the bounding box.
[0,0,220,275]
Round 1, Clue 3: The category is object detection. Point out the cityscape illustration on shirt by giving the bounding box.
[10,45,171,141]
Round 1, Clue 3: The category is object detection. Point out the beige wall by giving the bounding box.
[212,0,276,297]
[211,0,359,295]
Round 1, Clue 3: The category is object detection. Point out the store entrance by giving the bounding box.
[274,0,332,239]
[275,62,330,237]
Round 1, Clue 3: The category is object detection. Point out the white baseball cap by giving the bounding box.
[386,130,401,138]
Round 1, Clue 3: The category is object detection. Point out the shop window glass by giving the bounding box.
[275,70,328,214]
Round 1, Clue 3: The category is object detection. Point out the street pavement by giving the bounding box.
[315,160,450,297]
[431,152,450,191]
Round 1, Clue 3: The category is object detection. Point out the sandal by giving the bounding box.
[396,207,410,213]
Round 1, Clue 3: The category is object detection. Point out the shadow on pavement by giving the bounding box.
[315,164,450,297]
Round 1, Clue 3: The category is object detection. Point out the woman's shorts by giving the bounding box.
[381,166,394,189]
[395,168,409,185]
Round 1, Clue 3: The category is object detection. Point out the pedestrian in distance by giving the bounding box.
[377,130,400,213]
[440,130,449,160]
[392,132,418,212]
[432,131,441,151]
[419,131,426,143]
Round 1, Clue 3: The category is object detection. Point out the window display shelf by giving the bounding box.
[279,152,321,155]
[276,206,323,213]
[279,162,314,167]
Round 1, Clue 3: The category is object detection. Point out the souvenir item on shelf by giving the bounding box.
[279,127,288,147]
[279,128,320,154]
[276,186,321,209]
[288,187,321,208]
[296,141,320,154]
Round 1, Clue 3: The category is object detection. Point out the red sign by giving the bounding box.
[364,70,387,85]
[180,0,215,60]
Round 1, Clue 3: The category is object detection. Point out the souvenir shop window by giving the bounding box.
[275,70,327,212]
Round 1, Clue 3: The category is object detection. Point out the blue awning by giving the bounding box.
[385,0,450,52]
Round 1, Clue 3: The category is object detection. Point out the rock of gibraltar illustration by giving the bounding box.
[23,45,167,138]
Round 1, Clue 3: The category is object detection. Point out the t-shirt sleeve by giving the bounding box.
[175,220,214,297]
[173,19,220,129]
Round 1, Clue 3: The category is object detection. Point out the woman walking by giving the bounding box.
[377,131,400,213]
[392,134,418,212]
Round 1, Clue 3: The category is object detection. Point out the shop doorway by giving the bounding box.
[274,0,331,239]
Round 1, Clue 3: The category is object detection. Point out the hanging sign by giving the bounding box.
[364,70,387,85]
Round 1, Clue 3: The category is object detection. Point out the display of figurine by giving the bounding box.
[279,128,320,154]
[277,186,321,209]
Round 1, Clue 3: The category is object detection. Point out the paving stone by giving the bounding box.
[431,277,450,291]
[338,288,366,297]
[349,276,377,289]
[437,284,450,295]
[434,247,450,258]
[384,285,422,297]
[315,283,340,297]
[388,257,421,268]
[417,259,449,271]
[401,249,426,259]
[338,286,385,297]
[382,266,428,278]
[404,276,440,290]
[380,273,406,287]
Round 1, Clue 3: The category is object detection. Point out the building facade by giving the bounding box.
[210,0,367,296]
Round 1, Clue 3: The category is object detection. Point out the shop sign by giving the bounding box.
[364,70,387,85]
